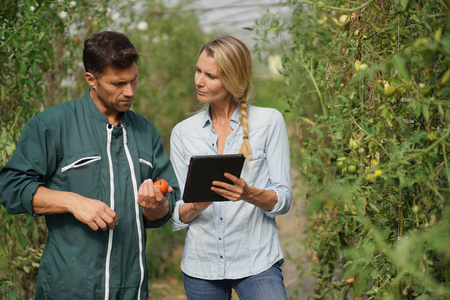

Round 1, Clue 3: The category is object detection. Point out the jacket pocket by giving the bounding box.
[138,151,153,181]
[50,256,89,299]
[40,241,90,300]
[60,150,102,200]
[61,156,101,172]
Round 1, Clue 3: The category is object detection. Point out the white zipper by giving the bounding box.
[122,126,144,300]
[61,156,101,173]
[104,125,114,300]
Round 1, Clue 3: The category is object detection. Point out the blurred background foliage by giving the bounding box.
[253,0,449,299]
[2,0,449,299]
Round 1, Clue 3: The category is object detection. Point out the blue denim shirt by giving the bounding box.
[170,104,292,280]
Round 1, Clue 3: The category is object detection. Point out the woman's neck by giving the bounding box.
[210,99,237,124]
[209,99,237,154]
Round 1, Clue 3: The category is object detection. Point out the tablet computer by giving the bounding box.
[182,154,245,203]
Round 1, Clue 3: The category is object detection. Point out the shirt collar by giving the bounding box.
[202,104,241,129]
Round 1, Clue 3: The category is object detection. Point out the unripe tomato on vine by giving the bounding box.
[348,165,357,174]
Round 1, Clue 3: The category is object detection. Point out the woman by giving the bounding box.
[170,36,292,300]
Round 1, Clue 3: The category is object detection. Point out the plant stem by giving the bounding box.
[303,0,374,12]
[0,19,32,50]
[398,189,404,240]
[7,107,22,137]
[442,143,450,189]
[403,127,450,161]
[301,60,327,116]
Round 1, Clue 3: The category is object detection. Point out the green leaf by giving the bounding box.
[371,2,382,14]
[422,104,430,122]
[27,77,35,88]
[12,38,20,49]
[323,148,334,158]
[369,202,380,213]
[393,56,410,81]
[24,41,33,51]
[413,131,428,143]
[19,63,27,75]
[440,36,450,50]
[18,233,28,249]
[32,63,39,76]
[392,0,410,11]
[411,99,422,118]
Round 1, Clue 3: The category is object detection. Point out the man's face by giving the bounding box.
[86,63,138,120]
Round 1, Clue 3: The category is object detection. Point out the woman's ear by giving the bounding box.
[84,72,96,89]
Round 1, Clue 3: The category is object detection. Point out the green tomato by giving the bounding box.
[384,82,396,97]
[339,15,349,25]
[412,205,419,214]
[336,161,345,168]
[348,165,357,174]
[358,63,369,71]
[349,138,359,150]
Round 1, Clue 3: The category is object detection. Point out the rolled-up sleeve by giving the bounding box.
[0,116,58,216]
[171,199,190,231]
[144,129,180,228]
[262,110,292,218]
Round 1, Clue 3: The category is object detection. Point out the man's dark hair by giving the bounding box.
[83,31,139,77]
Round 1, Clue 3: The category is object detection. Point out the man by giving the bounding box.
[0,31,179,299]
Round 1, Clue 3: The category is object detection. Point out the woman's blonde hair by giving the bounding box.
[199,36,254,159]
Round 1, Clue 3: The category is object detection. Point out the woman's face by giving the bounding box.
[195,50,231,104]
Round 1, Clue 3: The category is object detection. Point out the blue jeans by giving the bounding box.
[182,260,287,300]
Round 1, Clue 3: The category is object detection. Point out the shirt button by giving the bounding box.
[219,237,222,240]
[220,217,223,220]
[220,255,223,259]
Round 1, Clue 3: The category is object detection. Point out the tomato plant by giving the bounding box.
[254,0,450,298]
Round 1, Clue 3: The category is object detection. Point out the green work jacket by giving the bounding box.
[0,90,179,299]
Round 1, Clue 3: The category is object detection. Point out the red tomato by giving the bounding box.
[345,278,354,284]
[154,179,169,193]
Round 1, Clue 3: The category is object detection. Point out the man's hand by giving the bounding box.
[32,186,118,231]
[138,179,172,221]
[70,197,118,231]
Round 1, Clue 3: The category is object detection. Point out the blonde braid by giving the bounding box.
[238,100,252,160]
